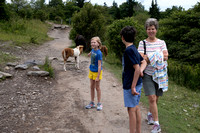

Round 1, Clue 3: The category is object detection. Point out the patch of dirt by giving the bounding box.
[0,25,152,132]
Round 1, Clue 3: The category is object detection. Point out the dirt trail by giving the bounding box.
[0,24,152,133]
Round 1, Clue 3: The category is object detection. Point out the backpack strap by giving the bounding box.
[143,40,146,55]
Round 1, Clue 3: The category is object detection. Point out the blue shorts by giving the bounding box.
[123,83,142,108]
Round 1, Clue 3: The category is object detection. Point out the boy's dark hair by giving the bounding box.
[120,26,137,43]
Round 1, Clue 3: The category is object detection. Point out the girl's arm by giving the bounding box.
[88,52,91,57]
[95,60,102,81]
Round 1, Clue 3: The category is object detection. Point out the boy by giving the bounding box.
[120,26,146,133]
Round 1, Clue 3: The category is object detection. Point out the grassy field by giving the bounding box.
[0,19,52,45]
[103,51,200,133]
[0,19,52,67]
[0,19,54,76]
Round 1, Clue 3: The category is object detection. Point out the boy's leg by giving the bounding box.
[90,79,95,102]
[95,81,101,103]
[136,106,141,133]
[128,107,137,133]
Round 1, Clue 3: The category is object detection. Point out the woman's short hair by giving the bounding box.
[91,36,102,49]
[145,18,159,30]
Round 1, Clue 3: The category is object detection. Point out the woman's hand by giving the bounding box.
[163,50,168,61]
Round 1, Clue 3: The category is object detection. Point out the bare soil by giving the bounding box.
[0,24,152,133]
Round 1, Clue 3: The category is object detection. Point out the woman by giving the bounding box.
[138,18,168,133]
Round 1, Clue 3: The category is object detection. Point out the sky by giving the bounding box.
[89,0,200,11]
[6,0,200,11]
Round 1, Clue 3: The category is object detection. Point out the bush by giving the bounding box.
[105,17,146,59]
[159,3,200,64]
[168,59,200,90]
[69,3,108,51]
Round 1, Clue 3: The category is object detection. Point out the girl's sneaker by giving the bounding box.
[85,102,95,109]
[97,103,103,111]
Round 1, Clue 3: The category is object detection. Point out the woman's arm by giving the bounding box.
[163,50,169,61]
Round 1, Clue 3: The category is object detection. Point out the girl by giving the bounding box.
[85,37,103,111]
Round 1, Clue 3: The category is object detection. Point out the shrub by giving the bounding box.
[168,59,200,90]
[159,3,200,64]
[69,3,108,51]
[105,17,146,59]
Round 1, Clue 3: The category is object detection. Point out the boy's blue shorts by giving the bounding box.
[123,83,142,108]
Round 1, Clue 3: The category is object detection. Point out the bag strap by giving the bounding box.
[143,40,146,55]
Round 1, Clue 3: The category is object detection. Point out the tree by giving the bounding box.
[74,0,85,8]
[11,0,28,13]
[127,0,134,17]
[149,0,160,20]
[49,0,63,7]
[109,1,120,19]
[0,0,9,20]
[70,3,107,51]
[106,17,146,59]
[48,0,65,21]
[119,0,136,18]
[160,6,184,19]
[30,0,45,9]
[64,1,80,19]
[119,2,129,18]
[159,3,200,64]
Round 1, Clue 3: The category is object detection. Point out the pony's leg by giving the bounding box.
[77,56,80,69]
[75,57,77,68]
[64,61,67,71]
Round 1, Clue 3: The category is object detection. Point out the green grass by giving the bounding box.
[102,52,200,133]
[140,80,200,133]
[39,56,54,78]
[0,19,52,68]
[0,51,18,70]
[0,19,52,46]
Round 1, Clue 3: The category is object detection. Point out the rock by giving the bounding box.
[7,62,18,67]
[27,71,49,76]
[15,46,22,49]
[0,74,3,79]
[15,64,29,70]
[4,66,10,70]
[0,71,12,78]
[49,57,58,62]
[113,83,117,87]
[24,60,37,67]
[32,66,40,70]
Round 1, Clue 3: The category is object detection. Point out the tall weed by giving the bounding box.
[0,19,51,45]
[40,56,54,78]
[168,59,200,90]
